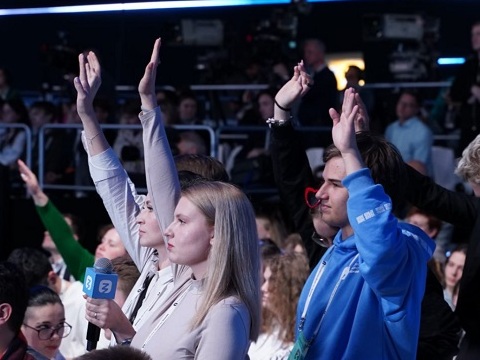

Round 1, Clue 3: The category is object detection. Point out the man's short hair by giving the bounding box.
[0,261,28,333]
[455,133,480,184]
[323,131,407,211]
[174,154,229,182]
[7,247,52,288]
[111,255,140,297]
[75,345,152,360]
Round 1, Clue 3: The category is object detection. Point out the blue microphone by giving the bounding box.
[83,258,118,351]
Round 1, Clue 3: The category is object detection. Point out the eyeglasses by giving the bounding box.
[23,322,72,340]
[311,231,331,248]
[304,187,321,209]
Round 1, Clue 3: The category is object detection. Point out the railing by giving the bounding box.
[2,121,461,195]
[37,123,216,192]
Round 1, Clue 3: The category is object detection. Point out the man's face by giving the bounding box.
[315,157,351,237]
[471,24,480,53]
[303,41,324,68]
[396,93,418,122]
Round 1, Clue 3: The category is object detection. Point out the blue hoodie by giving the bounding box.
[295,168,435,360]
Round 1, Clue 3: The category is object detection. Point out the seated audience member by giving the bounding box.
[113,99,145,185]
[156,88,179,126]
[249,252,309,360]
[0,261,31,360]
[255,208,288,249]
[29,101,73,185]
[0,98,29,190]
[74,345,151,360]
[18,159,127,282]
[177,131,207,156]
[405,206,446,275]
[275,67,434,358]
[282,233,308,257]
[385,90,434,176]
[177,91,199,125]
[22,286,70,360]
[0,67,20,101]
[8,248,88,359]
[42,212,82,282]
[406,132,480,359]
[443,245,468,310]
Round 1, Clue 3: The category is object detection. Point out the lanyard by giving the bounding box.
[299,249,333,330]
[141,285,190,350]
[299,250,360,338]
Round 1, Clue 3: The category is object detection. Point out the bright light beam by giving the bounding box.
[0,0,343,16]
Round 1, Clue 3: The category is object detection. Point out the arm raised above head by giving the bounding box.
[73,51,109,156]
[140,38,180,247]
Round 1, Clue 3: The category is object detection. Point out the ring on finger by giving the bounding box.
[94,312,98,320]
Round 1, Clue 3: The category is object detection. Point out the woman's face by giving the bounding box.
[261,266,273,310]
[22,303,65,359]
[95,228,126,260]
[445,251,466,290]
[164,196,213,275]
[136,194,164,250]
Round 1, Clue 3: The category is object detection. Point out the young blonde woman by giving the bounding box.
[128,39,261,359]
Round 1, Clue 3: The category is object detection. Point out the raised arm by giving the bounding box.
[17,159,94,282]
[139,38,180,253]
[269,61,327,268]
[73,51,109,155]
[73,50,152,270]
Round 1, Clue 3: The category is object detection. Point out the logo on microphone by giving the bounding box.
[85,275,93,291]
[99,280,113,293]
[82,267,118,299]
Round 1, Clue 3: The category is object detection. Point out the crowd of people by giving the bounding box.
[1,20,480,360]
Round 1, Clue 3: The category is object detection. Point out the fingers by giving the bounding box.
[78,53,89,91]
[150,37,161,66]
[329,108,340,126]
[87,51,101,77]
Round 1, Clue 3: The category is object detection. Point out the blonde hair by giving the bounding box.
[182,181,261,340]
[455,133,480,184]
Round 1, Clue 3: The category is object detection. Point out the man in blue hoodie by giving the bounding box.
[272,67,435,359]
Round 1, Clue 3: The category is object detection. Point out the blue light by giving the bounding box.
[0,0,344,16]
[437,57,466,65]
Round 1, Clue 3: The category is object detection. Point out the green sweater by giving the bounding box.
[36,200,94,282]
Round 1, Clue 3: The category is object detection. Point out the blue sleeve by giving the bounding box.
[343,168,434,320]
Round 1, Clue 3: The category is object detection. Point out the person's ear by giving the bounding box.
[0,303,12,325]
[209,228,215,246]
[47,270,60,292]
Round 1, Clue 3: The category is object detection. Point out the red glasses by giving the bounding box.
[304,187,321,209]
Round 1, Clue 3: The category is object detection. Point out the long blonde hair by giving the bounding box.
[182,181,261,340]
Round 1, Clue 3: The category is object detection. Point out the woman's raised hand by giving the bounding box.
[138,38,161,110]
[74,51,102,117]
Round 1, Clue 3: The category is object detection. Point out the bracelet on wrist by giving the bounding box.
[274,99,291,112]
[266,116,292,128]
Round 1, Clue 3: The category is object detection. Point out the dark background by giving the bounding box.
[2,0,479,258]
[1,0,479,91]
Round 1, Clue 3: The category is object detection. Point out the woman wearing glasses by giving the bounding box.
[22,286,71,360]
